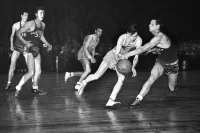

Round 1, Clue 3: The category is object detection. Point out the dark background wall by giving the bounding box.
[0,0,199,73]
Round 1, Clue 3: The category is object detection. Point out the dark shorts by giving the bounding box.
[13,43,24,53]
[13,38,25,53]
[25,46,40,57]
[157,60,179,75]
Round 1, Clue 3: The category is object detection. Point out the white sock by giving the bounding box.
[32,85,38,90]
[16,85,21,91]
[71,72,74,76]
[76,82,81,85]
[109,98,115,101]
[136,95,143,101]
[82,80,86,85]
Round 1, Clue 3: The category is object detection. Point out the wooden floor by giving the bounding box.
[0,71,200,133]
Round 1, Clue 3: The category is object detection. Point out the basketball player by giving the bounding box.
[14,6,52,97]
[78,23,142,108]
[5,11,29,91]
[64,28,103,90]
[120,19,179,109]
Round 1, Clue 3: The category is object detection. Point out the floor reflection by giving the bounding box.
[106,110,123,133]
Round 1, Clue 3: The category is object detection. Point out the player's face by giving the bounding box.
[95,28,103,37]
[149,20,159,32]
[21,12,29,22]
[36,10,45,21]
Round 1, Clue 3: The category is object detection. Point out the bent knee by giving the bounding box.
[85,68,91,74]
[27,70,35,77]
[35,69,42,75]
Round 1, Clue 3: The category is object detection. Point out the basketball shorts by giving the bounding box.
[103,50,120,69]
[25,46,40,57]
[13,42,25,53]
[157,59,179,75]
[77,47,90,61]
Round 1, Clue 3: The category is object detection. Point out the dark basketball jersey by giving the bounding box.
[14,22,27,52]
[25,20,43,47]
[157,44,178,64]
[24,20,44,57]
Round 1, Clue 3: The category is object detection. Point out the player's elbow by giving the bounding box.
[10,34,14,38]
[138,47,145,53]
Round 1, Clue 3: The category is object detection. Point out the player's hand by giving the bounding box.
[132,67,137,77]
[144,49,151,54]
[91,58,96,63]
[25,41,33,48]
[120,54,129,60]
[47,44,52,51]
[95,53,100,56]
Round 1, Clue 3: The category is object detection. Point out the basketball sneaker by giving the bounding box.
[105,98,121,109]
[78,81,86,95]
[5,83,11,91]
[14,89,20,97]
[75,82,81,90]
[129,98,141,109]
[32,89,46,95]
[64,72,72,82]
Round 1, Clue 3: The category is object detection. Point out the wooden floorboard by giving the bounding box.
[0,71,200,133]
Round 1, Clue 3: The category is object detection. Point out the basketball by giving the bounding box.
[116,59,132,75]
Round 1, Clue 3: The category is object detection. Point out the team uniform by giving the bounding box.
[24,20,43,57]
[13,22,27,53]
[156,45,179,74]
[77,35,98,61]
[103,34,140,69]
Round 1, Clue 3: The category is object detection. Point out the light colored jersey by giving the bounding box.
[113,34,141,55]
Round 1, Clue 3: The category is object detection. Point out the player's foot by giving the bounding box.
[105,99,121,109]
[64,72,71,82]
[129,98,141,109]
[32,89,46,95]
[5,83,11,91]
[78,81,86,95]
[174,84,178,91]
[14,89,20,97]
[75,82,81,90]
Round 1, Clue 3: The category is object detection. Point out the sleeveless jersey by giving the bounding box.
[25,20,43,47]
[14,22,27,52]
[82,35,98,54]
[113,34,139,55]
[77,34,99,60]
[157,44,178,64]
[24,20,44,57]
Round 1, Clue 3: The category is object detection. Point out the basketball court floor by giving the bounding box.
[0,71,200,133]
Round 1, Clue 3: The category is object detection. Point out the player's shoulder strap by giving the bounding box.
[13,21,21,31]
[121,33,127,46]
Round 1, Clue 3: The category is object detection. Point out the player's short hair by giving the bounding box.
[127,23,138,35]
[35,6,45,13]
